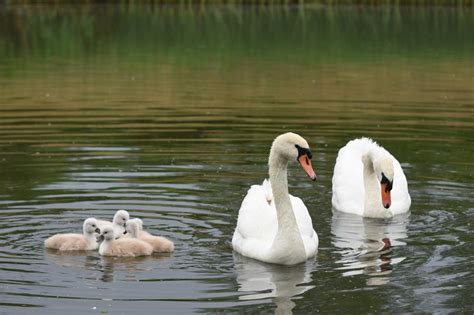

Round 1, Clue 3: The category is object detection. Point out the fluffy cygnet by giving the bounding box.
[44,218,101,251]
[96,209,129,239]
[127,218,143,230]
[125,219,174,253]
[126,218,151,237]
[98,226,152,257]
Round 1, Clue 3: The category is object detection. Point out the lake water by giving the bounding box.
[0,3,472,314]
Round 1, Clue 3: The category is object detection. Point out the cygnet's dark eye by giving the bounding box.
[92,224,96,228]
[104,231,108,234]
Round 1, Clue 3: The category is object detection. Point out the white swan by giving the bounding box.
[96,209,129,239]
[332,138,411,218]
[98,226,153,257]
[232,132,319,265]
[44,218,101,251]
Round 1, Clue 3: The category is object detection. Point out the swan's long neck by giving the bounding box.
[268,152,306,262]
[362,151,386,217]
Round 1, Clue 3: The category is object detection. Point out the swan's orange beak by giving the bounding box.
[381,183,391,209]
[298,154,317,181]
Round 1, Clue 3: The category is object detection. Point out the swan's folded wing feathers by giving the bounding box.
[331,143,365,215]
[262,179,273,204]
[234,184,277,243]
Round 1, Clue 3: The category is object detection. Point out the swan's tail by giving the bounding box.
[262,179,273,204]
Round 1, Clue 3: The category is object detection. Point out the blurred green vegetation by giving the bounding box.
[3,0,474,5]
[0,3,472,68]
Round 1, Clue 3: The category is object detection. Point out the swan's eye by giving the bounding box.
[92,224,96,227]
[295,144,312,160]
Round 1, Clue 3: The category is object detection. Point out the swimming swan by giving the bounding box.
[98,226,153,257]
[126,219,174,253]
[97,209,129,239]
[332,138,411,218]
[44,218,101,251]
[232,132,319,265]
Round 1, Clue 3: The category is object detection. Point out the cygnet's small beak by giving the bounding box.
[123,222,127,227]
[95,228,101,234]
[298,154,317,181]
[96,234,105,243]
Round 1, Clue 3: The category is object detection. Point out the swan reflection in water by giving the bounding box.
[233,253,315,314]
[331,210,409,286]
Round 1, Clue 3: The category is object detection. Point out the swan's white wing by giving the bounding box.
[290,195,318,258]
[232,182,277,259]
[331,142,365,215]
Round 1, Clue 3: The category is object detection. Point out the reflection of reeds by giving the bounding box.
[0,4,472,63]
